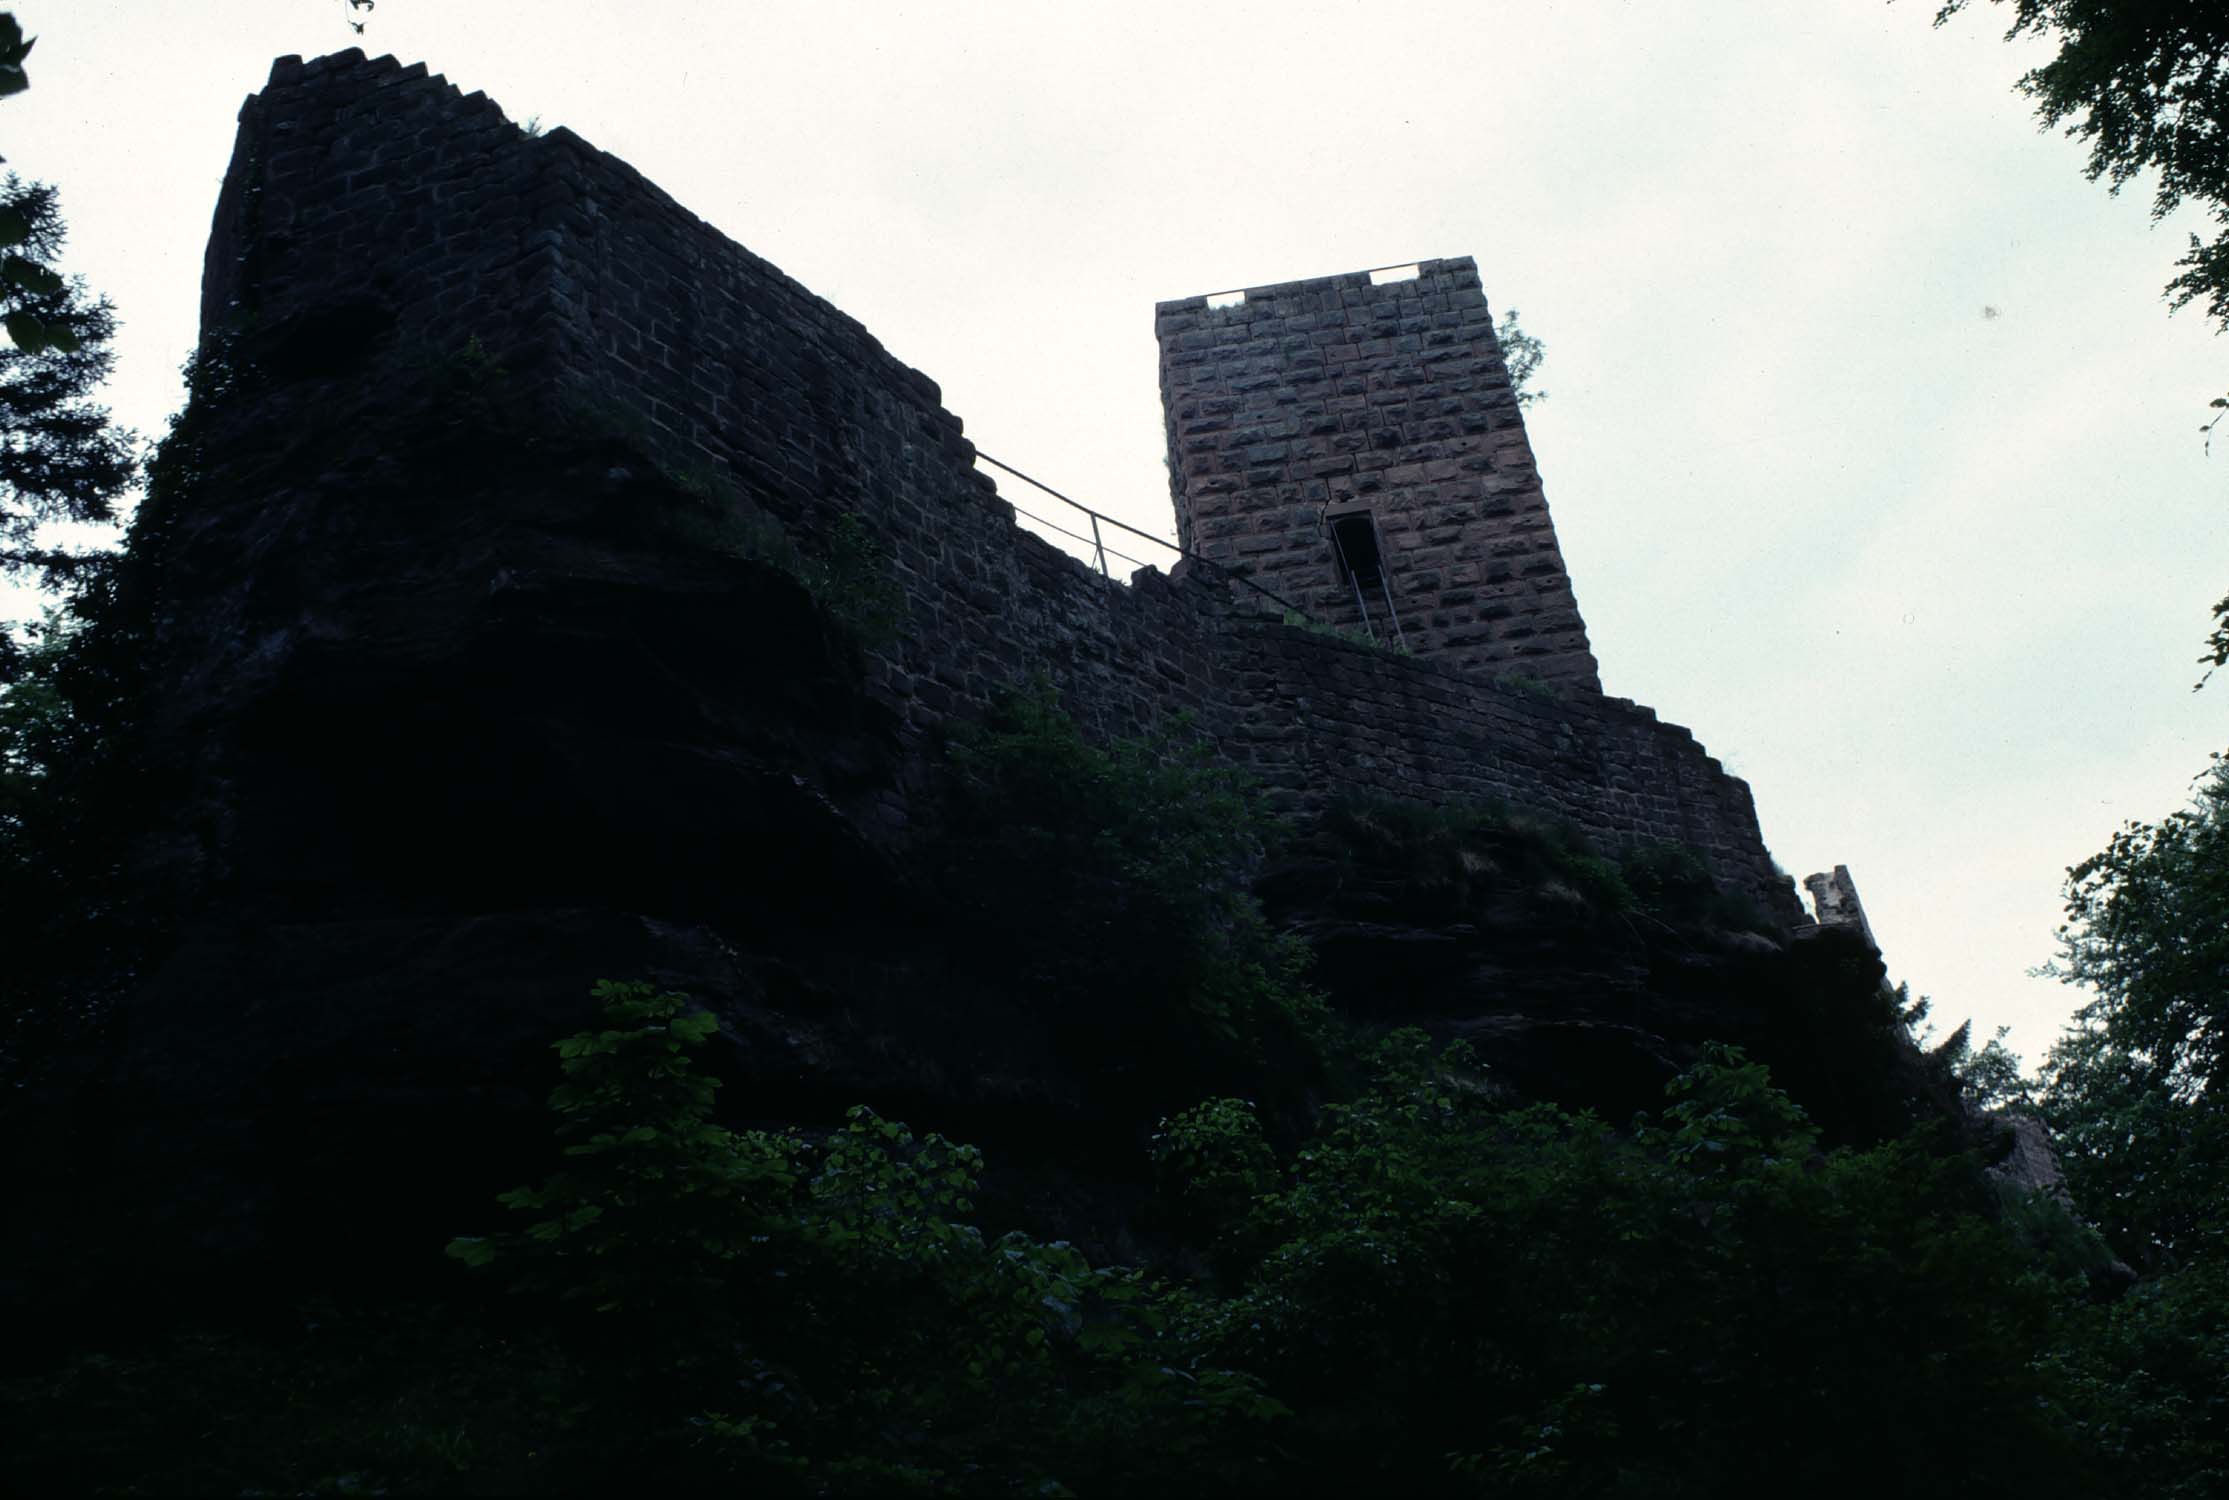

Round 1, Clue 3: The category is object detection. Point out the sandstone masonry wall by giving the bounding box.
[202,54,558,371]
[197,51,1798,921]
[200,50,1236,773]
[1158,263,1600,689]
[1225,626,1786,908]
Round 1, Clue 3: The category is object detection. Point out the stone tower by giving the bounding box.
[1155,258,1601,690]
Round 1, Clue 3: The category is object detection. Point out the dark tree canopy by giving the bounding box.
[0,11,137,683]
[2039,753,2229,1268]
[0,178,133,598]
[0,13,27,98]
[2056,755,2229,1097]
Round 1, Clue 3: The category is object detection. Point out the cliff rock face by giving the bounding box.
[5,51,1965,1308]
[1262,810,1932,1139]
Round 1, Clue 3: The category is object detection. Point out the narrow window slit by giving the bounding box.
[1325,503,1411,651]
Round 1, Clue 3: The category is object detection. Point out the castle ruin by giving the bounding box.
[192,49,1806,926]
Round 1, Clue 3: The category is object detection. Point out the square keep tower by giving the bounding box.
[1156,258,1601,691]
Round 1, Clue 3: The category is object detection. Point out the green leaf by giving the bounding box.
[3,254,61,295]
[0,18,28,98]
[670,1010,718,1044]
[0,206,27,246]
[445,1236,497,1267]
[4,310,46,352]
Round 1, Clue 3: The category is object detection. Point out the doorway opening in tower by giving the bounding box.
[1325,504,1409,651]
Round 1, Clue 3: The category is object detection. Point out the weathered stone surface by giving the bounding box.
[1158,262,1601,689]
[1804,864,1878,949]
[1989,1113,2073,1201]
[1260,822,1944,1143]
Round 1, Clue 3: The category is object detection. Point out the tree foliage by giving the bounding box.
[0,16,138,671]
[2021,749,2229,1494]
[0,178,134,608]
[1496,306,1547,408]
[2038,752,2229,1269]
[1936,1,2229,329]
[0,12,71,355]
[446,980,1285,1494]
[0,14,29,99]
[434,998,2102,1494]
[6,990,2219,1493]
[1179,1032,2080,1495]
[0,581,150,1088]
[936,686,1328,1076]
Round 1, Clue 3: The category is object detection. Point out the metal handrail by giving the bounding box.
[974,450,1317,622]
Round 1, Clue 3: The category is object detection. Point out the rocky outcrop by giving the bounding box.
[2,358,1962,1318]
[1262,813,1950,1145]
[1989,1113,2072,1200]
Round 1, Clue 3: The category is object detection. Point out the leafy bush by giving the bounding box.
[648,492,905,646]
[0,1304,589,1496]
[448,979,1286,1494]
[1149,1095,1278,1245]
[446,980,801,1326]
[937,687,1329,1080]
[1158,1033,2087,1496]
[7,988,2186,1497]
[1321,794,1778,937]
[2038,752,2229,1271]
[2045,1258,2229,1500]
[798,510,905,644]
[1324,792,1634,905]
[567,391,905,648]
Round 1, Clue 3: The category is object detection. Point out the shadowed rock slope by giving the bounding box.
[1,330,1971,1332]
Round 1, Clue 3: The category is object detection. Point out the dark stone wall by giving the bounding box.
[1228,626,1790,916]
[1157,261,1600,689]
[199,51,1239,815]
[197,50,1794,917]
[202,54,558,372]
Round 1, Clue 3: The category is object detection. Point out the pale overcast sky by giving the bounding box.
[6,1,2223,1066]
